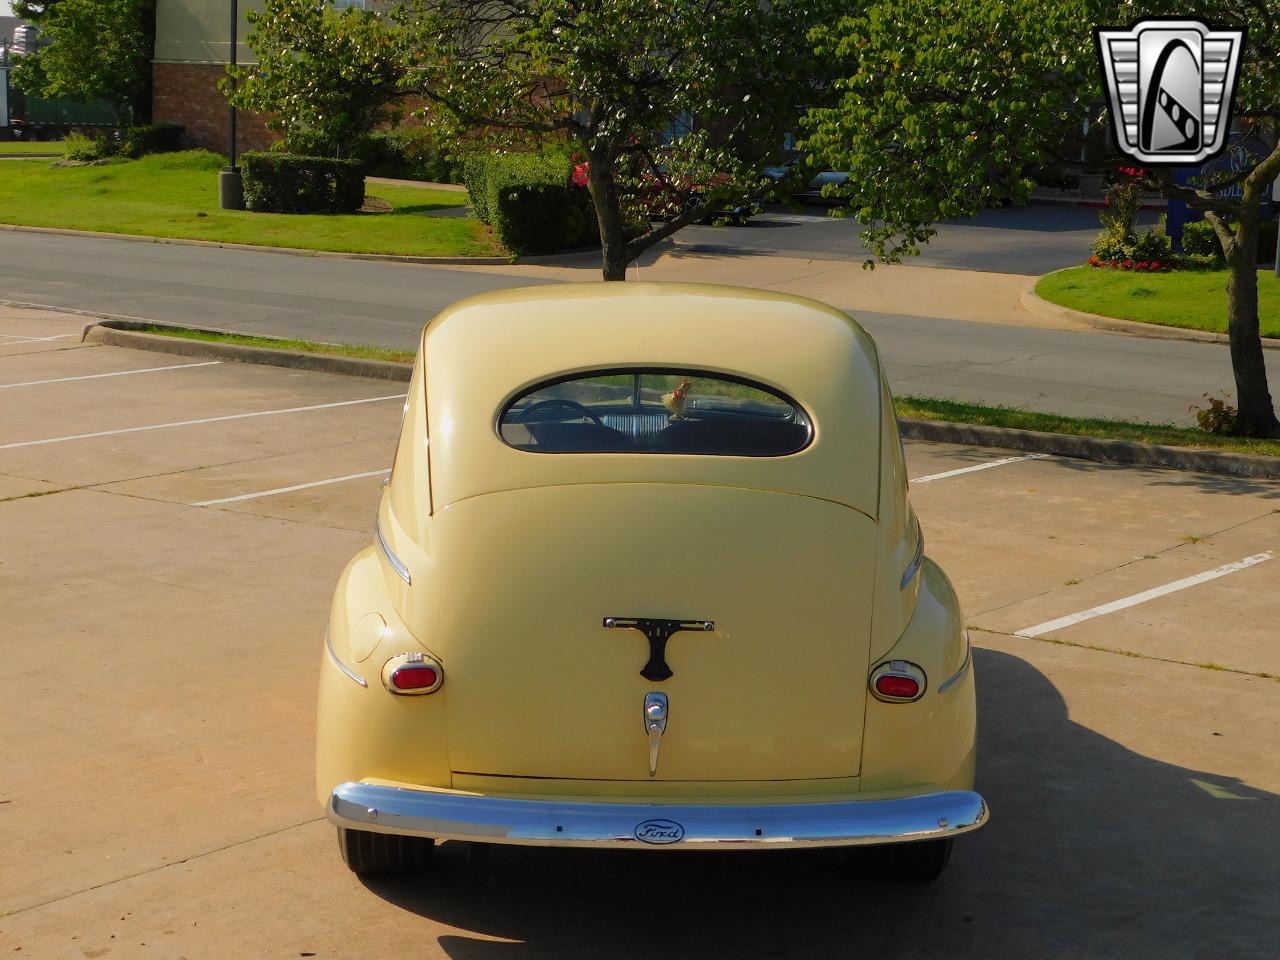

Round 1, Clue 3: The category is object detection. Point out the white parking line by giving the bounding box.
[0,394,405,450]
[0,333,79,344]
[0,360,221,389]
[911,454,1048,484]
[1015,551,1275,639]
[194,469,391,507]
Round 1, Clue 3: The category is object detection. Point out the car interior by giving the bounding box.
[499,371,812,456]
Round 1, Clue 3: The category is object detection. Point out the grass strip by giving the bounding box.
[140,326,416,364]
[895,396,1280,458]
[1036,265,1280,339]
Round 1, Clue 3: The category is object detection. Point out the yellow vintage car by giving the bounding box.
[318,282,985,882]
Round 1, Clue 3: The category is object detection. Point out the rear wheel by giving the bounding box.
[868,838,953,883]
[337,827,433,877]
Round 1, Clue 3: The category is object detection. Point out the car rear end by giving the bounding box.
[317,283,984,878]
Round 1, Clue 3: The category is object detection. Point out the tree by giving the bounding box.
[804,0,1280,437]
[11,0,155,124]
[401,0,834,279]
[225,0,413,158]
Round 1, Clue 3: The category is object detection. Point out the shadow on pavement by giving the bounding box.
[361,649,1277,958]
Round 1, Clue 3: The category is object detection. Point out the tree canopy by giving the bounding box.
[225,0,414,158]
[11,0,155,123]
[804,0,1280,436]
[401,0,837,278]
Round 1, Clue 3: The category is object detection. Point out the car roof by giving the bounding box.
[420,282,885,515]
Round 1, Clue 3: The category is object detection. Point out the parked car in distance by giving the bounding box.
[318,283,986,884]
[764,158,851,205]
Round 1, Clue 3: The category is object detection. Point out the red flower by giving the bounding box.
[1123,259,1134,269]
[570,162,590,188]
[1136,261,1149,270]
[1150,260,1161,270]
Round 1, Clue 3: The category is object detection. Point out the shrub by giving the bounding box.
[1097,180,1142,248]
[464,153,598,255]
[1190,392,1239,435]
[121,122,185,159]
[1179,219,1222,260]
[240,152,365,214]
[1130,229,1172,261]
[63,130,117,161]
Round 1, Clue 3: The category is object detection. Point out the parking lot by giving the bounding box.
[1,307,1276,959]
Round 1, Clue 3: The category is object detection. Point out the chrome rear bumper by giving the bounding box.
[328,782,988,849]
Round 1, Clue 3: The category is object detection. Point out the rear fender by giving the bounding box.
[860,558,976,794]
[316,549,450,808]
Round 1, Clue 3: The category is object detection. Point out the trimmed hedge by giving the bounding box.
[1177,216,1279,265]
[241,152,365,214]
[463,153,597,255]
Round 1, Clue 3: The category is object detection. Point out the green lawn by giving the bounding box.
[0,140,67,156]
[896,396,1280,458]
[0,150,501,257]
[1037,265,1280,339]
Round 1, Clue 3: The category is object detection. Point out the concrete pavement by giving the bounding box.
[1,311,1277,958]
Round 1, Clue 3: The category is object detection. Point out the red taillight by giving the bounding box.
[869,660,926,702]
[391,665,439,690]
[874,674,920,700]
[381,652,443,695]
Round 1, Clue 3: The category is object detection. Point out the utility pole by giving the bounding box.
[218,0,244,209]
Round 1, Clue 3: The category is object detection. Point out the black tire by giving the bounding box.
[337,827,433,877]
[870,838,953,883]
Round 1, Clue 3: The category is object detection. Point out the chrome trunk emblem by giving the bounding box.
[603,617,715,681]
[644,692,668,777]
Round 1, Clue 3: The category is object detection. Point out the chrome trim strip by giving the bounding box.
[375,516,411,585]
[937,640,973,695]
[900,529,924,590]
[326,630,367,688]
[328,782,988,849]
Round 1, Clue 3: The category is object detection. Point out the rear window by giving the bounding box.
[499,370,812,456]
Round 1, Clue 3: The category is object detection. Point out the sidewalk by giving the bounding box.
[450,246,1086,331]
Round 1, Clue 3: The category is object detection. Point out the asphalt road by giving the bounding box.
[1,218,1273,426]
[681,203,1161,275]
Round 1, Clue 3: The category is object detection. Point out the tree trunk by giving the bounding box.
[585,145,629,281]
[1223,213,1280,437]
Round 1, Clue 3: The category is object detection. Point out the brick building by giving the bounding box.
[152,0,275,153]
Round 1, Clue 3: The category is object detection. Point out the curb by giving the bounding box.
[82,316,1280,480]
[1020,277,1280,352]
[1030,195,1166,210]
[82,320,413,382]
[0,222,512,267]
[900,418,1280,480]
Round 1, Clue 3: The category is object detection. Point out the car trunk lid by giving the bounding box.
[432,483,877,782]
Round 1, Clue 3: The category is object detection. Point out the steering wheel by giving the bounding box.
[515,398,606,428]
